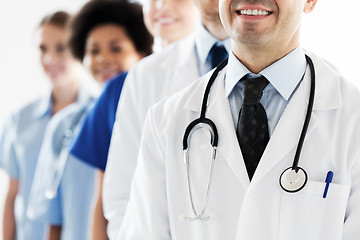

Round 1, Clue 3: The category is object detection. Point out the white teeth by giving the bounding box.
[157,18,175,24]
[239,9,271,16]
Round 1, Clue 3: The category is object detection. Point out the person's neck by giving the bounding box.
[51,78,79,115]
[161,38,170,48]
[233,41,299,74]
[202,17,228,41]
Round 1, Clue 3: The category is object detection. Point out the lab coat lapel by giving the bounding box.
[184,68,250,190]
[208,73,251,190]
[250,53,342,188]
[250,68,319,187]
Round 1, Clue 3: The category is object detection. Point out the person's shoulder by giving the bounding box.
[312,53,359,92]
[151,69,215,115]
[132,34,196,71]
[101,72,127,98]
[1,95,48,138]
[105,72,128,89]
[18,96,44,111]
[11,95,48,121]
[143,69,219,140]
[309,52,360,113]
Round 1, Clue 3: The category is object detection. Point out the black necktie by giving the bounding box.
[209,43,228,69]
[236,75,269,180]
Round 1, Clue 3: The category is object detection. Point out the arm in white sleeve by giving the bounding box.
[117,106,170,240]
[102,69,149,239]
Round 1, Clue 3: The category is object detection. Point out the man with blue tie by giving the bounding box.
[102,0,230,238]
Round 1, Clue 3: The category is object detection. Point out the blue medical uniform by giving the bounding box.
[0,94,52,240]
[70,72,127,171]
[27,86,97,240]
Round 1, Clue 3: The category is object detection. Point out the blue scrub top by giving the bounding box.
[27,99,96,240]
[0,94,52,240]
[70,72,127,171]
[26,84,95,240]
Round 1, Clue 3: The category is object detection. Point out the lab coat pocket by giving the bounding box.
[279,180,350,240]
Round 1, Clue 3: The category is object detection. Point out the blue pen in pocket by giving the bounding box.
[323,171,334,198]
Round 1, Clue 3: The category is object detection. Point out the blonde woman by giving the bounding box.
[0,11,94,240]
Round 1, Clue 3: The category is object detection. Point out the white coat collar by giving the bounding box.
[159,34,197,70]
[305,52,342,111]
[183,52,342,113]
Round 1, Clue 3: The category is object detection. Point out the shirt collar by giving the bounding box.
[32,92,52,119]
[225,46,307,100]
[77,78,96,106]
[195,24,231,65]
[33,78,96,120]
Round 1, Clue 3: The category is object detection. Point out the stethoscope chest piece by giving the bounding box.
[280,167,308,193]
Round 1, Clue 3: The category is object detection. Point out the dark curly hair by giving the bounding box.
[69,0,153,61]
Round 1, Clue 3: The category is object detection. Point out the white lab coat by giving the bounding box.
[103,34,200,239]
[118,52,360,240]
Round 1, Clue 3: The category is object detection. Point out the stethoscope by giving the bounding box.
[182,54,315,221]
[44,103,90,199]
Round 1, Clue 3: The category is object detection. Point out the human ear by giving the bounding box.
[304,0,317,13]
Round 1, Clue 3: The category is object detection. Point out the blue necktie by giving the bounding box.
[209,43,228,69]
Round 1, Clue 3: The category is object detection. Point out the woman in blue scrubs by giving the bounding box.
[27,1,154,240]
[0,11,88,240]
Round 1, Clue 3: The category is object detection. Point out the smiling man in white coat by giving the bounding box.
[117,0,360,239]
[103,0,231,238]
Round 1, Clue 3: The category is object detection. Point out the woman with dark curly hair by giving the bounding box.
[67,0,201,238]
[69,0,153,84]
[26,1,154,240]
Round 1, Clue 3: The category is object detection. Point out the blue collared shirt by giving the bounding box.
[0,81,95,240]
[195,24,231,75]
[0,93,52,240]
[225,46,307,136]
[26,82,97,240]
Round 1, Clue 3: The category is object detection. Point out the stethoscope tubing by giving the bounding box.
[200,59,229,119]
[182,59,228,150]
[292,55,315,172]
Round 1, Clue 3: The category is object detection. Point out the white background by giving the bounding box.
[0,0,359,239]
